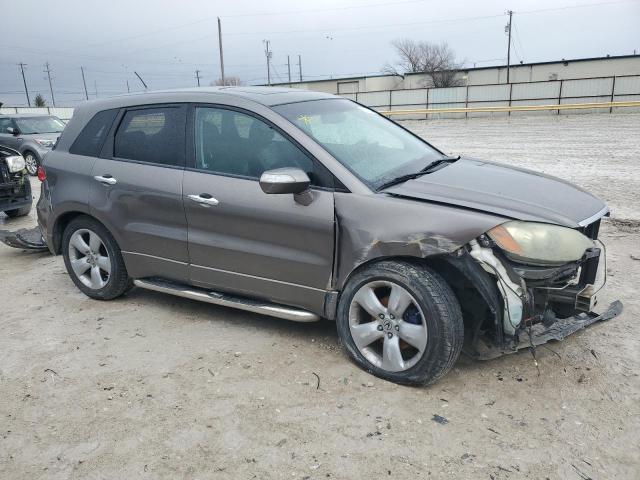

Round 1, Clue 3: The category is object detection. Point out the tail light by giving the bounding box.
[37,165,46,182]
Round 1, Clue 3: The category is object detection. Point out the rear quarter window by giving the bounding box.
[69,109,118,157]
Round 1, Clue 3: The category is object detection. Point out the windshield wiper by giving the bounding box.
[376,155,460,191]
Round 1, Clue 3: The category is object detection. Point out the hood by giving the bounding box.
[385,158,607,228]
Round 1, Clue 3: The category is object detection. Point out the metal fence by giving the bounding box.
[338,74,640,119]
[0,106,75,121]
[2,74,640,121]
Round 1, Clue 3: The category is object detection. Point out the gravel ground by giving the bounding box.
[1,113,639,479]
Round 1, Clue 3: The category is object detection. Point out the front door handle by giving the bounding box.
[188,194,219,206]
[94,175,117,185]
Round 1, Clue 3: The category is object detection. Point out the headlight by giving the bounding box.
[5,155,26,173]
[487,221,594,266]
[35,138,55,148]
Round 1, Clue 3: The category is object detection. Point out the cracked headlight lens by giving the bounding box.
[5,155,26,173]
[487,221,594,266]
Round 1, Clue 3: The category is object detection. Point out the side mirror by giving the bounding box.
[259,167,310,195]
[7,127,18,135]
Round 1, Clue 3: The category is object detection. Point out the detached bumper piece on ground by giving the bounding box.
[0,226,48,251]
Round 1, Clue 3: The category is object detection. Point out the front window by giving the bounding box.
[14,116,65,134]
[273,99,442,189]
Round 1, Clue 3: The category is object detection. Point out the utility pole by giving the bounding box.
[287,55,291,83]
[297,55,302,82]
[126,80,130,93]
[80,66,89,100]
[18,63,30,106]
[134,71,148,90]
[218,17,225,85]
[263,40,272,85]
[44,62,56,107]
[505,10,513,84]
[195,69,201,87]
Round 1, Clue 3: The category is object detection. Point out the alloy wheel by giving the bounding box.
[348,280,428,372]
[68,229,111,290]
[24,153,38,175]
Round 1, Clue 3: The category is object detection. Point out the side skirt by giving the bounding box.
[134,278,321,323]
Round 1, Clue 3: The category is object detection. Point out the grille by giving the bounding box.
[0,162,9,184]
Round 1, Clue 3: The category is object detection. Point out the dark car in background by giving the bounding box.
[0,145,31,217]
[0,114,65,175]
[36,87,620,385]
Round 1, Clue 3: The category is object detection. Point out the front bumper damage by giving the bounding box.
[471,300,623,360]
[450,219,623,360]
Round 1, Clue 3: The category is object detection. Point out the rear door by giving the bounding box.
[89,104,190,282]
[183,105,336,313]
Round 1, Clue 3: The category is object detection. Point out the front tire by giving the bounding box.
[336,260,464,386]
[4,204,32,217]
[23,151,39,176]
[62,216,132,300]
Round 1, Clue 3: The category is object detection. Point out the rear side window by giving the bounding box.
[69,109,117,156]
[114,106,186,167]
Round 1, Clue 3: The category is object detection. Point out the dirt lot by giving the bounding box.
[1,113,639,479]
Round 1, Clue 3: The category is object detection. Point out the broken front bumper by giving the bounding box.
[470,300,623,360]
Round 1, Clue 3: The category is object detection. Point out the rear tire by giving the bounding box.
[4,204,32,217]
[336,260,464,386]
[62,216,132,300]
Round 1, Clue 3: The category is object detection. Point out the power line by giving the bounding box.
[222,0,431,18]
[517,0,634,15]
[224,13,505,37]
[513,24,527,62]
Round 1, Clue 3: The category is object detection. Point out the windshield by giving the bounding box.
[274,99,442,189]
[14,116,65,134]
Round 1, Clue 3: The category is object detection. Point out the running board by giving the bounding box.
[133,278,321,323]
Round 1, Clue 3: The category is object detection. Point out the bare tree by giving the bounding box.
[384,39,463,88]
[211,76,242,86]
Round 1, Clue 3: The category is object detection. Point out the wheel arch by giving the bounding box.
[334,253,503,356]
[21,148,39,159]
[52,211,105,254]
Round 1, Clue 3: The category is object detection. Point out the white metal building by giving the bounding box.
[272,54,640,93]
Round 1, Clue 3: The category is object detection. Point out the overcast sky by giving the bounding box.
[1,0,638,106]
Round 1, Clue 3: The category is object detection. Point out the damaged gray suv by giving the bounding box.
[37,87,622,385]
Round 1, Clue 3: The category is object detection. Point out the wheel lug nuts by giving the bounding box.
[387,332,393,339]
[395,325,399,331]
[389,314,395,320]
[377,325,383,331]
[378,314,385,319]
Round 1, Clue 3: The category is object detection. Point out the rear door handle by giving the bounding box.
[94,175,117,185]
[188,194,219,206]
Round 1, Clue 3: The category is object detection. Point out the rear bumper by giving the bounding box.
[470,300,623,360]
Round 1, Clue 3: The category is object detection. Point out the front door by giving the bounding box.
[183,106,335,313]
[89,104,190,282]
[0,118,18,150]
